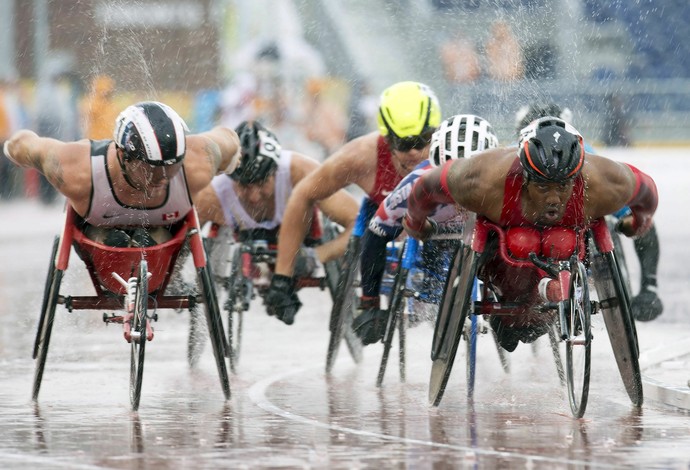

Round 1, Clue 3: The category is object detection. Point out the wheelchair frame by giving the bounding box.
[428,215,642,418]
[32,205,230,411]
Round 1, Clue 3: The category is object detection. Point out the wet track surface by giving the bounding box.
[1,148,690,468]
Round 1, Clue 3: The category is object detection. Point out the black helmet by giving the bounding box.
[114,101,189,166]
[514,103,573,135]
[230,121,282,185]
[518,117,584,183]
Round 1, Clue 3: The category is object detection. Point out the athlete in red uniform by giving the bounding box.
[264,81,442,325]
[403,117,658,351]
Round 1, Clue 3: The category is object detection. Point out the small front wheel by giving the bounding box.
[130,260,148,411]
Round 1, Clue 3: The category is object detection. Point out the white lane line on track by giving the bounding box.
[248,366,619,468]
[0,452,109,469]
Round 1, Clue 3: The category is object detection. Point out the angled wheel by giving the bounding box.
[130,260,148,411]
[32,236,62,402]
[325,235,360,373]
[564,260,592,418]
[198,266,231,400]
[606,216,632,298]
[224,245,251,373]
[429,244,479,406]
[465,311,478,400]
[376,241,408,387]
[591,249,643,406]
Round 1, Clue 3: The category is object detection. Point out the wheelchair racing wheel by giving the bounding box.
[591,249,643,406]
[32,236,63,401]
[197,265,231,400]
[565,259,592,418]
[130,260,148,411]
[325,235,361,373]
[429,244,479,407]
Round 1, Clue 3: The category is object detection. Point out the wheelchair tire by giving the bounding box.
[565,260,592,418]
[224,245,249,373]
[429,244,479,407]
[376,243,407,387]
[198,266,231,400]
[591,250,643,407]
[32,249,63,402]
[325,236,360,373]
[33,236,59,360]
[606,217,633,299]
[130,260,148,411]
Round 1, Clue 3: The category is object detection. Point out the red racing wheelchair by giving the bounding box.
[33,205,230,411]
[429,214,641,418]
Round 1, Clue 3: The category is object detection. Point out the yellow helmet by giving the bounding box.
[377,81,442,140]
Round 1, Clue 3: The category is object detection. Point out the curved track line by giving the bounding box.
[248,365,619,468]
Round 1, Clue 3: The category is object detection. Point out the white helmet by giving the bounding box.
[428,114,499,167]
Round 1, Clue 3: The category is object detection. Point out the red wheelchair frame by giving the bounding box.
[32,205,230,410]
[429,215,642,418]
[204,206,350,373]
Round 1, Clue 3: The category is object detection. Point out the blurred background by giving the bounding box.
[1,0,688,202]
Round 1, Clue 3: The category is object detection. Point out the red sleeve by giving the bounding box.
[405,160,457,231]
[625,164,658,236]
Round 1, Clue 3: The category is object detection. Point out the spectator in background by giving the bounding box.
[34,70,82,204]
[485,20,524,81]
[439,32,481,85]
[0,74,30,200]
[302,78,347,158]
[345,77,378,142]
[602,93,631,146]
[82,75,119,140]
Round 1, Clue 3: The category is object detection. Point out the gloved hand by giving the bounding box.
[352,297,388,345]
[630,286,663,322]
[264,274,302,325]
[402,213,437,241]
[293,247,321,278]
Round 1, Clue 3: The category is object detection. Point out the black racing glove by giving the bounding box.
[352,298,388,346]
[264,274,302,325]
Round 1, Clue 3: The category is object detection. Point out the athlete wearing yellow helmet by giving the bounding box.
[264,81,442,325]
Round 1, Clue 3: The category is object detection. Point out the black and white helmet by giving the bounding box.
[113,101,189,166]
[428,114,499,167]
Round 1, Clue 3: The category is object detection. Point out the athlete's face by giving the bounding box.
[234,175,276,220]
[524,179,575,225]
[125,158,182,193]
[387,130,433,176]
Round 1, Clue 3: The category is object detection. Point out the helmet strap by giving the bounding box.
[115,147,140,190]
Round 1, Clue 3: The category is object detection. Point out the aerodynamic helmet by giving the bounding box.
[428,114,499,168]
[517,117,585,183]
[113,101,189,166]
[230,120,282,185]
[377,81,441,151]
[514,103,573,135]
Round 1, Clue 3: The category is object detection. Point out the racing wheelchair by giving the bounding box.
[429,214,642,418]
[376,235,510,393]
[203,207,355,373]
[33,205,230,411]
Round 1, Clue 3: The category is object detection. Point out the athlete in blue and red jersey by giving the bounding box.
[352,114,499,345]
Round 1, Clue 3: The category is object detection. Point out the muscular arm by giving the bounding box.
[4,130,91,203]
[288,151,359,263]
[274,134,377,276]
[185,127,240,199]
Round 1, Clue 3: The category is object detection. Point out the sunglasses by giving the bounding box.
[387,129,434,152]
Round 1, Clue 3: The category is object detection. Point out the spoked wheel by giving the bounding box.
[429,244,479,406]
[376,243,408,387]
[130,260,148,411]
[591,250,643,406]
[548,323,566,386]
[606,216,632,298]
[32,237,62,402]
[224,246,250,373]
[326,236,360,373]
[564,260,592,418]
[198,266,231,400]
